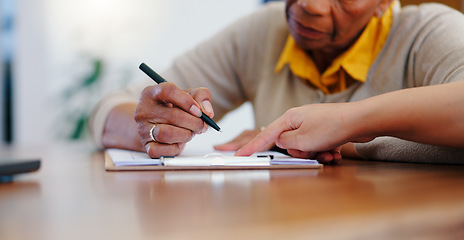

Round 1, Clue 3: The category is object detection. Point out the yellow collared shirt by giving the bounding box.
[275,4,394,94]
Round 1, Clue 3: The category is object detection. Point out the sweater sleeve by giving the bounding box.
[355,138,464,164]
[89,79,152,148]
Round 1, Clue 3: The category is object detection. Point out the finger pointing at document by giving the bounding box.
[235,103,368,164]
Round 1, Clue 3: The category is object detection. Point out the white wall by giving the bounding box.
[14,0,260,146]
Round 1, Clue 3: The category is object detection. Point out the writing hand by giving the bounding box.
[134,83,214,158]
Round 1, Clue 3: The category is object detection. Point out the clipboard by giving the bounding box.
[104,149,322,171]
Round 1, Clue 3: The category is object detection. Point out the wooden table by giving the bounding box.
[1,144,464,240]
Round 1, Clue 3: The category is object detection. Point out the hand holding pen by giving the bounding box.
[135,63,221,158]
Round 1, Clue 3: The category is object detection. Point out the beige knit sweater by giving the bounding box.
[90,2,464,164]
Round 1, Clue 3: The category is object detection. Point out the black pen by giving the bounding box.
[139,63,222,132]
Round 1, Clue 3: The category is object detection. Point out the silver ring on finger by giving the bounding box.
[149,124,159,143]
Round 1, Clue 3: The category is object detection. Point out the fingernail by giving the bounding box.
[189,105,202,117]
[202,100,213,115]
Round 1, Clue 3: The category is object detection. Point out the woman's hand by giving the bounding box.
[134,83,214,158]
[235,103,373,164]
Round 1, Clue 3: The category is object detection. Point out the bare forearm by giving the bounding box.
[102,103,144,152]
[352,81,464,148]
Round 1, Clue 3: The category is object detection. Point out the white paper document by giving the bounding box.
[107,148,318,167]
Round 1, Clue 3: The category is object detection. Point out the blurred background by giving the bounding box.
[0,0,462,148]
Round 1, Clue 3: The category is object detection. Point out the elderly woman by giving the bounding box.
[91,0,464,164]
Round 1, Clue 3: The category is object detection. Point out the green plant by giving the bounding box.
[61,59,103,140]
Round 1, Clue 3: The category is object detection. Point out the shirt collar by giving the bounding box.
[275,2,394,94]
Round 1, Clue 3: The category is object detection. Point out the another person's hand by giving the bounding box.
[285,148,343,164]
[235,103,374,164]
[134,83,214,158]
[214,129,343,163]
